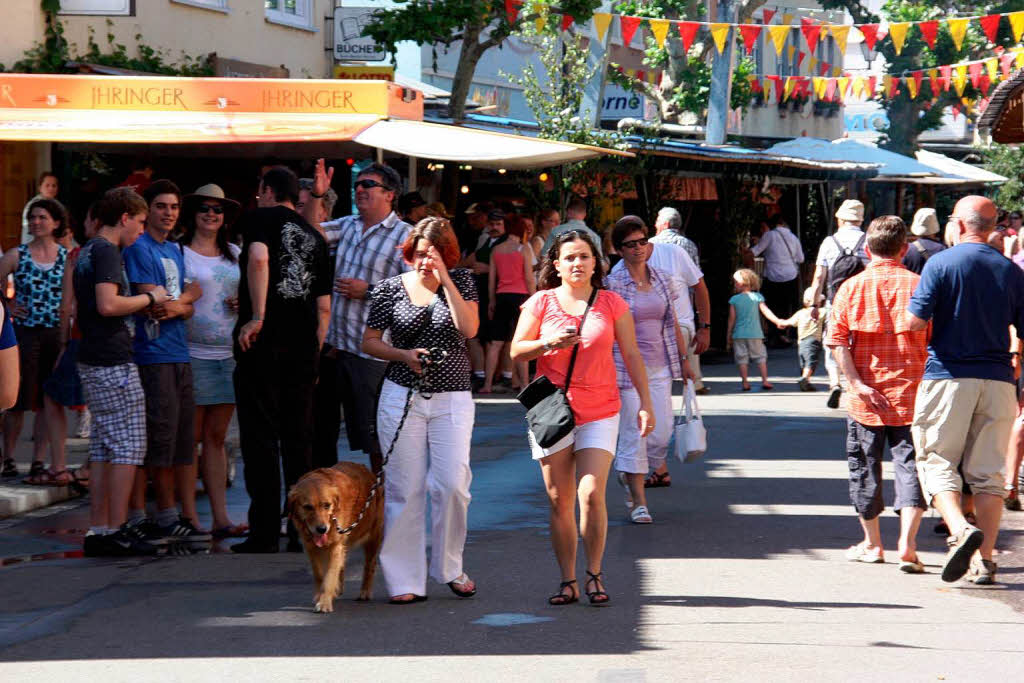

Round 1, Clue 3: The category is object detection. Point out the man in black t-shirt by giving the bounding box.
[231,166,332,554]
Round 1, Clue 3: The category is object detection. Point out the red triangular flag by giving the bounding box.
[560,14,574,32]
[917,21,938,49]
[1001,53,1015,78]
[980,14,1001,44]
[504,0,521,24]
[912,71,924,95]
[859,24,881,51]
[739,24,763,54]
[677,21,700,52]
[762,9,775,23]
[800,17,821,52]
[825,78,838,101]
[940,65,952,91]
[969,62,983,89]
[620,16,642,46]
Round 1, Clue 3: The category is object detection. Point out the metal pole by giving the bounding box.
[705,0,735,145]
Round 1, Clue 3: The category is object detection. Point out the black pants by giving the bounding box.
[312,346,341,470]
[234,345,317,545]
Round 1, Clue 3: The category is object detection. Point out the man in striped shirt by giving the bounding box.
[305,160,411,473]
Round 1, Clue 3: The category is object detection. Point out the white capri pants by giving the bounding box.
[377,379,474,596]
[615,365,674,474]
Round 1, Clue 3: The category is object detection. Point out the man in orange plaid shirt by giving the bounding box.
[826,216,929,572]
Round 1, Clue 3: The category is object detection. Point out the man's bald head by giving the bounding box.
[953,195,997,234]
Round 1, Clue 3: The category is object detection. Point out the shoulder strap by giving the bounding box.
[564,287,599,392]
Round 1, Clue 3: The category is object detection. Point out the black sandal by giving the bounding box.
[548,579,578,605]
[585,570,610,606]
[1,458,17,479]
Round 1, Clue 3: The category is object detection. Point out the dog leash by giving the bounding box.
[331,348,448,536]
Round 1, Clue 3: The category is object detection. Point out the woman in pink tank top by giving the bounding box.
[481,215,536,393]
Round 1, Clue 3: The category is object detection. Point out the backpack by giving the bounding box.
[825,233,866,302]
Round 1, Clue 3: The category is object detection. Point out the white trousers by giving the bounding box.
[680,326,704,390]
[615,366,674,474]
[377,380,474,596]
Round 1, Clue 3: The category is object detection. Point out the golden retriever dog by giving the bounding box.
[287,462,384,613]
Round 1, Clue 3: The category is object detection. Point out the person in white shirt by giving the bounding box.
[810,199,870,409]
[751,215,804,345]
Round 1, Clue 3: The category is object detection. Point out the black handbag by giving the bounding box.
[517,288,597,448]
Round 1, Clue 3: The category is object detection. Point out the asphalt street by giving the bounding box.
[1,349,1023,682]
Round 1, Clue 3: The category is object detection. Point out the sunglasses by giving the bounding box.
[198,204,224,214]
[619,237,649,249]
[354,179,390,191]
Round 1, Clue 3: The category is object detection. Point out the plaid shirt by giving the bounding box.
[606,265,684,386]
[650,229,699,265]
[826,259,929,426]
[323,211,411,356]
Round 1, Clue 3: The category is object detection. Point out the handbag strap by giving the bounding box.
[563,287,598,392]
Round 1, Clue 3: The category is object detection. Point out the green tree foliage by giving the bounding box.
[363,0,601,120]
[984,143,1024,210]
[819,0,1024,155]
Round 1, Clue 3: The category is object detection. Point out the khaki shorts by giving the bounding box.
[911,378,1016,501]
[732,338,767,365]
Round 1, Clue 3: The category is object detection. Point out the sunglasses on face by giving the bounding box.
[198,204,224,215]
[620,237,649,249]
[354,179,390,191]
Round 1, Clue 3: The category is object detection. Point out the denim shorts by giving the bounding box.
[190,356,237,406]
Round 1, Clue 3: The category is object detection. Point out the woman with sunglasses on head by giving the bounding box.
[363,217,479,604]
[180,184,247,539]
[606,216,694,525]
[511,230,653,606]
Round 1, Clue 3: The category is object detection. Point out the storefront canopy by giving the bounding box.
[0,73,629,168]
[765,138,944,182]
[354,119,632,170]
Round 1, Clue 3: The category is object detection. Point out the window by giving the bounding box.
[265,0,313,29]
[59,0,132,14]
[171,0,229,11]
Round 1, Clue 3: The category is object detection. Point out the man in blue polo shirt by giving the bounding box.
[123,179,209,545]
[907,195,1024,585]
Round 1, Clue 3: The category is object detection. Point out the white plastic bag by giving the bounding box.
[674,380,707,463]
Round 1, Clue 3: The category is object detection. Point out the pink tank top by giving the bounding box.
[494,249,529,294]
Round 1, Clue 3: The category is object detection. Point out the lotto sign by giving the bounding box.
[334,8,386,62]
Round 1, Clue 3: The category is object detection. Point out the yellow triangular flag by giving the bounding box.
[710,23,730,54]
[828,25,851,55]
[782,13,794,26]
[986,57,999,81]
[649,18,670,48]
[813,77,827,99]
[906,76,919,99]
[592,13,612,42]
[889,22,909,55]
[837,76,850,97]
[948,18,969,51]
[768,24,790,56]
[1010,12,1024,42]
[953,65,968,95]
[783,76,797,101]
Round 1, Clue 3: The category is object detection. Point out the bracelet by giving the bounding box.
[144,291,156,306]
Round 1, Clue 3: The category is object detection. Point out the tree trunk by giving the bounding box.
[447,23,485,121]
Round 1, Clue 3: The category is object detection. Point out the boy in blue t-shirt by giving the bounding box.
[122,180,209,546]
[727,268,784,391]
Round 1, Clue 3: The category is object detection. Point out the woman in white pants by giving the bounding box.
[362,217,479,604]
[607,216,694,524]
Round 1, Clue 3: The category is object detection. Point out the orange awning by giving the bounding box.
[0,109,382,143]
